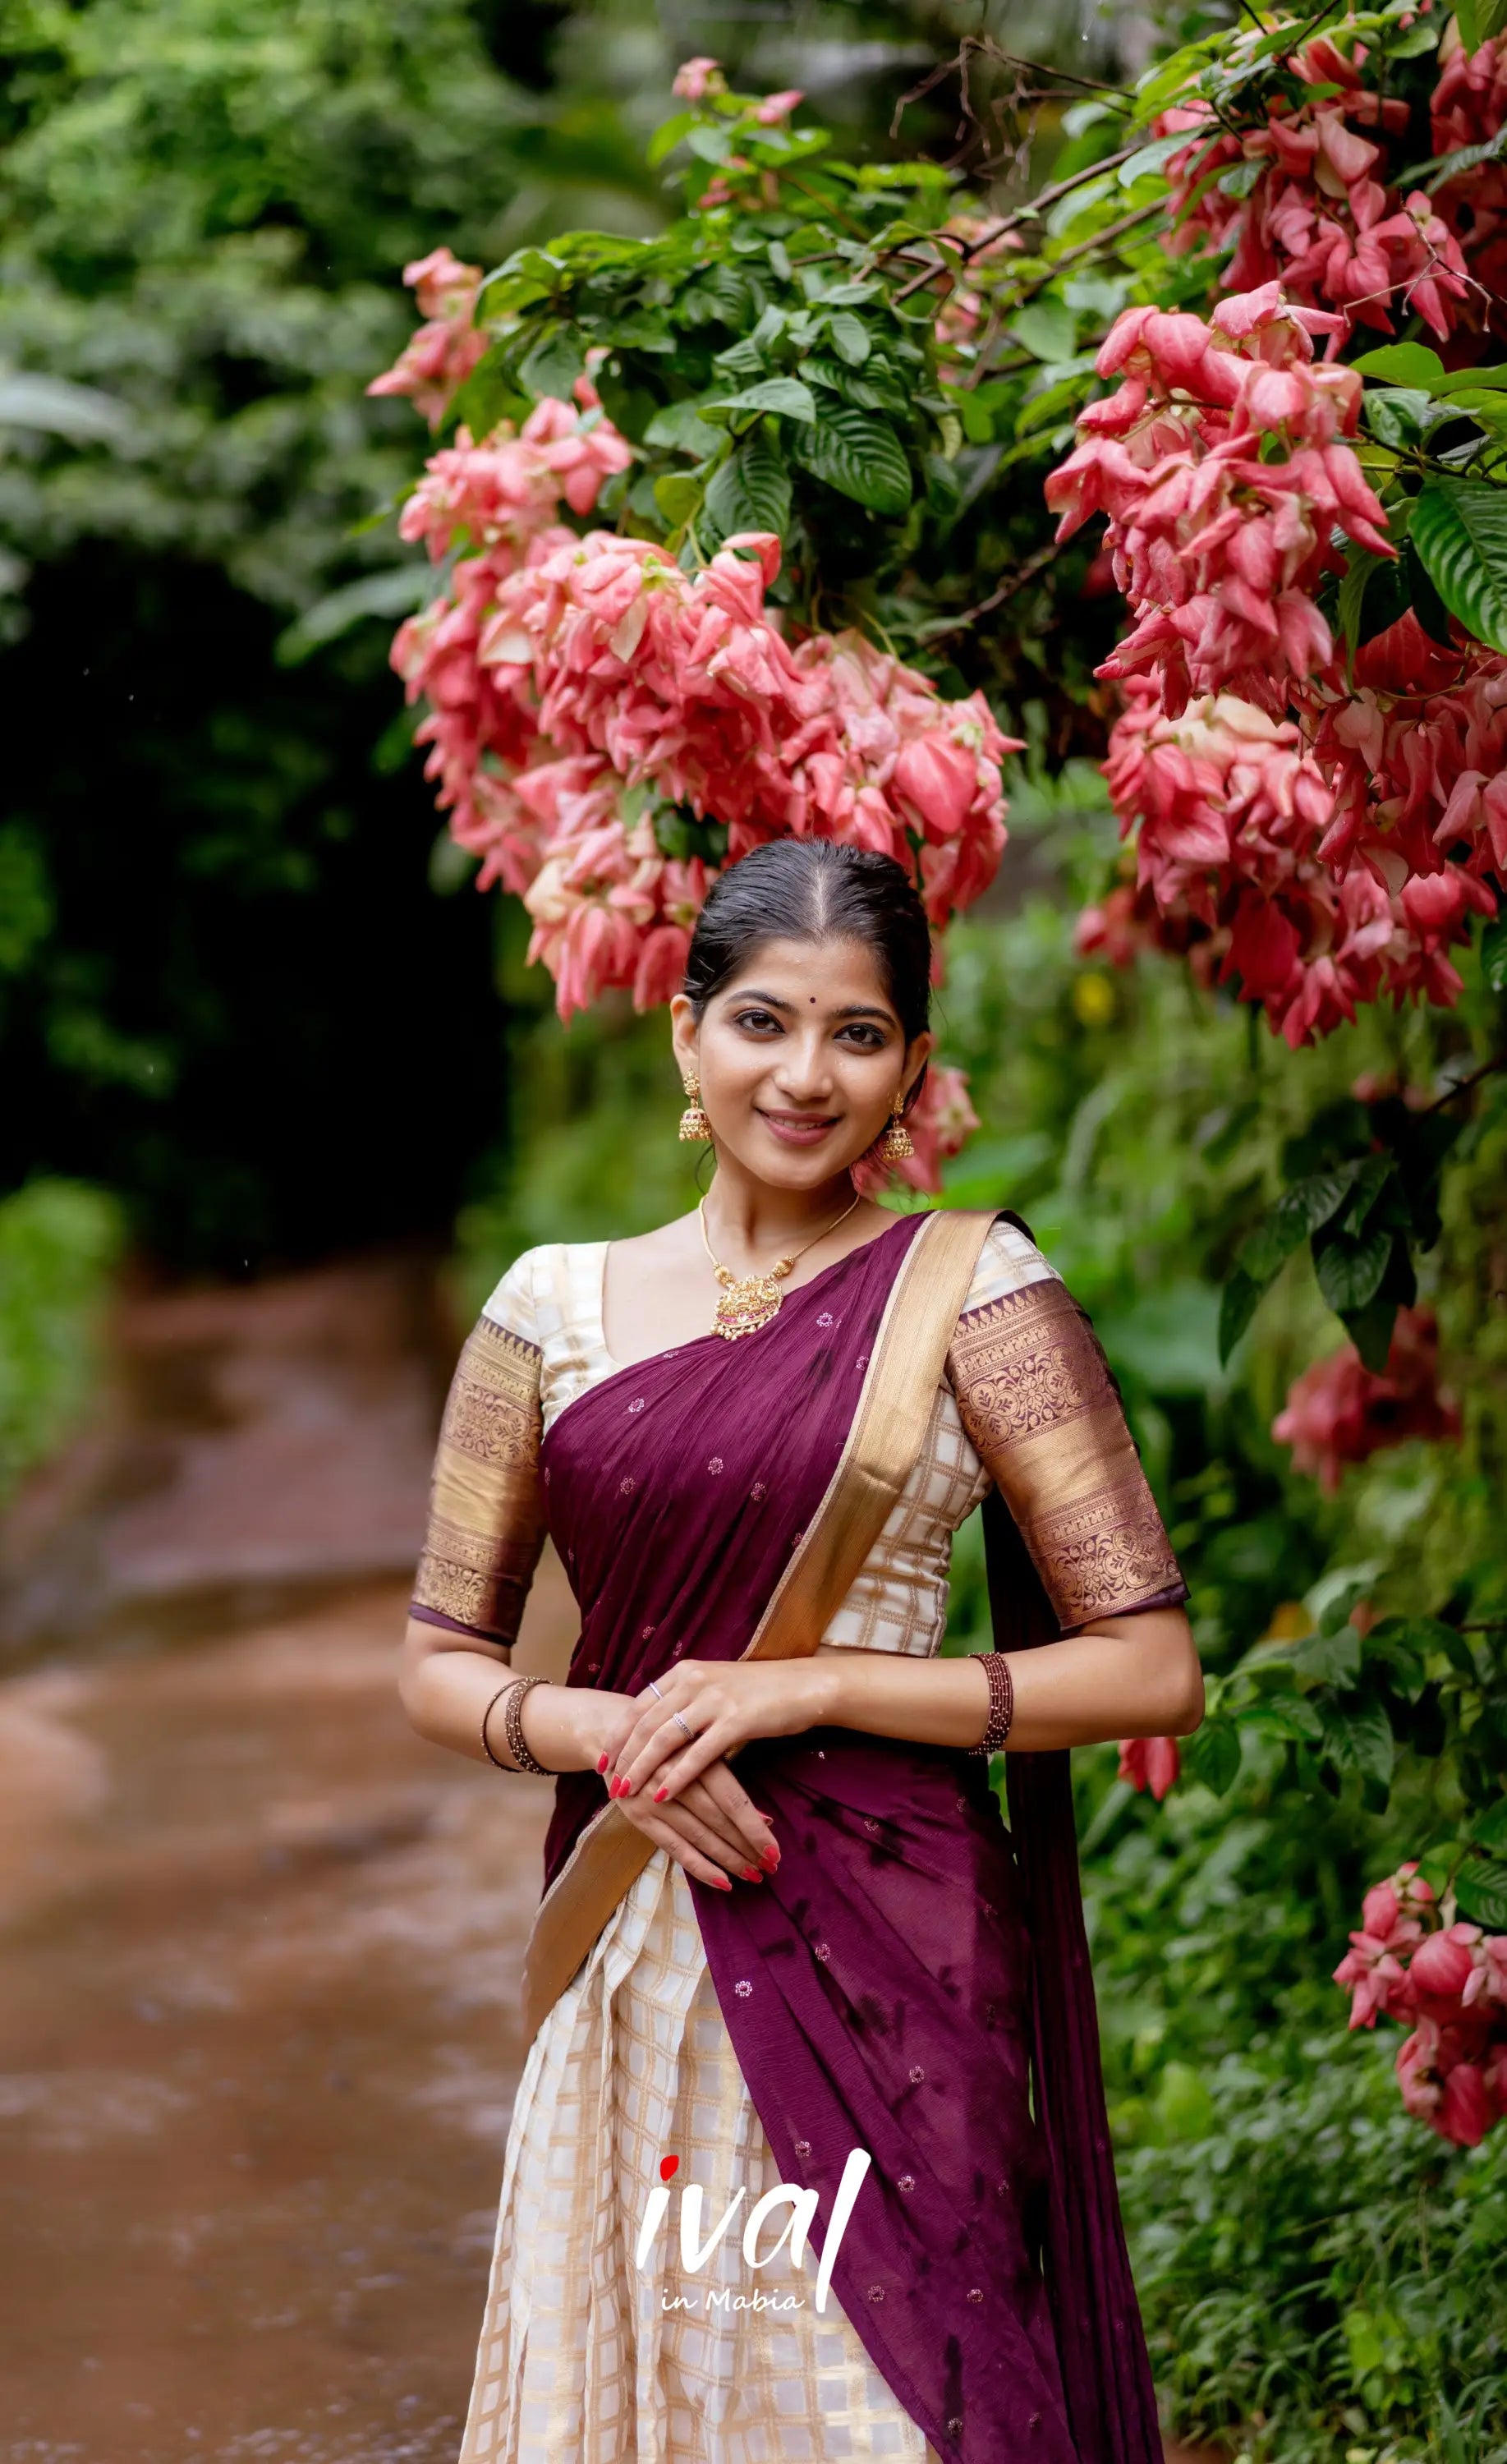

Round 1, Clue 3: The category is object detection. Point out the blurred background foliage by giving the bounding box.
[2,1,1505,2457]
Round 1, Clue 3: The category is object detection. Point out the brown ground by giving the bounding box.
[0,1571,572,2464]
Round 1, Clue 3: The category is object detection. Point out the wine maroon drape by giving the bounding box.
[535,1211,1160,2464]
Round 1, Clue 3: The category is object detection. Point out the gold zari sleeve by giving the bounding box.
[409,1314,547,1649]
[948,1274,1187,1632]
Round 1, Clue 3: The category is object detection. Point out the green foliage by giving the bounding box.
[0,1177,124,1501]
[0,0,666,1267]
[1082,1752,1507,2464]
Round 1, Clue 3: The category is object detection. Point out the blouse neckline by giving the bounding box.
[594,1210,922,1373]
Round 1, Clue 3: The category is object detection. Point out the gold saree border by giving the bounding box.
[517,1207,1001,2045]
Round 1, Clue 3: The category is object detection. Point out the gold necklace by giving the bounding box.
[698,1192,862,1341]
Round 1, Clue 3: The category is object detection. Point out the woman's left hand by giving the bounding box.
[602,1657,836,1805]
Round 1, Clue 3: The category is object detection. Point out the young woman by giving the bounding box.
[400,839,1204,2464]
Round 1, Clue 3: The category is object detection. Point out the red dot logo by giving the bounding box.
[659,2154,679,2182]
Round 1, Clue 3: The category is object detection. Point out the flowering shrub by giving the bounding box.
[1336,1861,1507,2147]
[1272,1303,1461,1492]
[371,30,1505,2154]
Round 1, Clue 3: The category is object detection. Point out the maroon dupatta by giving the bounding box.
[529,1210,1163,2464]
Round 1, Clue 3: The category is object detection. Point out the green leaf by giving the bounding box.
[644,400,724,457]
[715,376,817,425]
[702,429,791,538]
[1361,1618,1428,1703]
[1337,547,1391,653]
[1119,131,1191,186]
[1217,1267,1263,1366]
[646,110,697,168]
[1481,911,1507,993]
[518,329,586,402]
[0,370,133,446]
[1009,300,1079,364]
[273,564,434,666]
[1468,1795,1507,1853]
[1293,1626,1362,1688]
[1453,1852,1507,1929]
[1184,1714,1241,1795]
[1313,1223,1392,1314]
[1353,342,1448,392]
[1238,1163,1367,1287]
[1410,475,1507,652]
[1322,1692,1396,1795]
[653,471,704,527]
[827,311,871,367]
[793,406,913,514]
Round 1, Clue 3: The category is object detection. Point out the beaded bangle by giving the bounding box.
[481,1672,551,1775]
[967,1651,1014,1757]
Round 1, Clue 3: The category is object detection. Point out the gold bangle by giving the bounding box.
[482,1673,551,1774]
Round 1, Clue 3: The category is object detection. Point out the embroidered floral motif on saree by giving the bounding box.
[411,1315,547,1643]
[948,1274,1185,1628]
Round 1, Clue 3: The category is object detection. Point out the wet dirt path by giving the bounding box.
[0,1576,569,2464]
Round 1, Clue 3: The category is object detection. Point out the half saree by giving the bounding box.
[408,1208,1189,2464]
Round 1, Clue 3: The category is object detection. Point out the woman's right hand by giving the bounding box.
[614,1756,779,1890]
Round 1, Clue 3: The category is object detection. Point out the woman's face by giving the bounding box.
[669,935,933,1191]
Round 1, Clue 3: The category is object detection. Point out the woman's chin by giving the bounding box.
[723,1124,864,1187]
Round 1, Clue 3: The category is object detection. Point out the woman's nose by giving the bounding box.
[772,1038,834,1100]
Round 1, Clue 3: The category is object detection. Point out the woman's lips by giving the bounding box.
[760,1110,838,1147]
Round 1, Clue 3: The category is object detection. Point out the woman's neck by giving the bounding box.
[699,1152,866,1262]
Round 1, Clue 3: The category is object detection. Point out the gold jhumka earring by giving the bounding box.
[678,1072,711,1142]
[876,1100,915,1164]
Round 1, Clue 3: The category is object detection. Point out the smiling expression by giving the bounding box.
[669,935,934,1189]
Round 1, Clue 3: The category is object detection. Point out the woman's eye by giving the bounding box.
[734,1008,782,1033]
[838,1024,885,1049]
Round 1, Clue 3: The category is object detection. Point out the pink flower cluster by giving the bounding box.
[367,248,489,430]
[1046,283,1388,723]
[466,524,1014,1023]
[1049,286,1505,1041]
[1156,34,1476,342]
[1118,1736,1181,1800]
[1335,1862,1507,2148]
[1271,1306,1461,1492]
[1430,34,1507,333]
[384,339,1010,1181]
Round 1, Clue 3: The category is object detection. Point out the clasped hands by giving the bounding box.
[580,1654,835,1895]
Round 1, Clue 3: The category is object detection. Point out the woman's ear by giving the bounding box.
[901,1028,936,1108]
[669,993,699,1081]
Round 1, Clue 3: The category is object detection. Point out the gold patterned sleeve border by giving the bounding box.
[408,1312,547,1650]
[948,1273,1188,1632]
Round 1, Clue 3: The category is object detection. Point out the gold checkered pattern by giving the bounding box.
[462,1848,934,2464]
[456,1221,1066,2462]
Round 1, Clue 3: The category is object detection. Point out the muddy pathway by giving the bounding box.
[0,1572,573,2464]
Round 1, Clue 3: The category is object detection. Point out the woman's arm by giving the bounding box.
[399,1275,778,1880]
[597,1607,1201,1801]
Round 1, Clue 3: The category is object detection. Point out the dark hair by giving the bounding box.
[683,844,932,1093]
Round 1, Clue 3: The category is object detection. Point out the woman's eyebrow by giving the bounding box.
[726,989,896,1024]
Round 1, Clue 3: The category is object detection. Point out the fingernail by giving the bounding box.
[610,1777,626,1798]
[596,1753,609,1774]
[653,1786,669,1803]
[741,1864,764,1882]
[712,1874,733,1891]
[760,1846,779,1869]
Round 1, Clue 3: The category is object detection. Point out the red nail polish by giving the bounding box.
[760,1846,779,1869]
[596,1753,609,1774]
[610,1777,624,1797]
[742,1864,765,1882]
[653,1786,669,1803]
[713,1874,733,1891]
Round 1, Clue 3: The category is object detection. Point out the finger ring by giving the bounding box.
[673,1710,694,1740]
[646,1680,664,1700]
